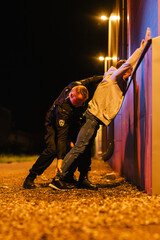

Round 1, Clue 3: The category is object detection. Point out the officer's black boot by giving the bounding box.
[77,173,98,190]
[23,173,37,189]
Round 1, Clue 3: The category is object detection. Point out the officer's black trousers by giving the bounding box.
[29,127,91,178]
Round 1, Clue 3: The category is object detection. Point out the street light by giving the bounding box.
[100,14,120,21]
[100,14,120,63]
[100,14,120,160]
[99,56,105,61]
[109,15,120,21]
[95,14,120,158]
[98,56,117,72]
[100,15,108,21]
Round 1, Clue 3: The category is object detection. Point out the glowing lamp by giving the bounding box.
[99,56,105,61]
[100,16,108,21]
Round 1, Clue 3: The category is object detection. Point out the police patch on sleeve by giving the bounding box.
[59,119,65,127]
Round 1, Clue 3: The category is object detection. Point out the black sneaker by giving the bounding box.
[77,176,98,190]
[49,178,74,190]
[23,177,36,189]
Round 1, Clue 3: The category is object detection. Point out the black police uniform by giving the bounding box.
[27,76,103,180]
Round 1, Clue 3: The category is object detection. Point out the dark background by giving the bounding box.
[0,1,114,135]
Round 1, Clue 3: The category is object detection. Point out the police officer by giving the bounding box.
[23,76,102,189]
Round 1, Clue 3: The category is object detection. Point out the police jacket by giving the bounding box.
[45,75,102,159]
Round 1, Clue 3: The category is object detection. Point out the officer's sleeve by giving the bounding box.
[79,75,103,87]
[55,106,71,160]
[79,76,103,101]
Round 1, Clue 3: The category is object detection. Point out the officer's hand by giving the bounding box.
[70,142,74,148]
[55,159,63,176]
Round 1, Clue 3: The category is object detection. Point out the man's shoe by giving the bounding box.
[77,176,98,190]
[23,177,36,189]
[49,178,74,190]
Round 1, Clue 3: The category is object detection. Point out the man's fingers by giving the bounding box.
[140,39,146,48]
[145,27,150,41]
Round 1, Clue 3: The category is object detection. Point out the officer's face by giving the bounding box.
[69,93,85,107]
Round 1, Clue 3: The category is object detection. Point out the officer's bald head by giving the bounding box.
[69,86,89,107]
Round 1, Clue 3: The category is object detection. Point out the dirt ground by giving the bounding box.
[0,158,160,240]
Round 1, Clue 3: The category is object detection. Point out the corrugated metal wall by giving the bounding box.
[109,0,160,194]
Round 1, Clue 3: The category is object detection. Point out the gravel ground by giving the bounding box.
[0,158,160,240]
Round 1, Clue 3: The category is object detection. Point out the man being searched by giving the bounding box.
[49,29,150,190]
[23,76,103,189]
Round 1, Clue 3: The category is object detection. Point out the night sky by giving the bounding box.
[1,1,115,134]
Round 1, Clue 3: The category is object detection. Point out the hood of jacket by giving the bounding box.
[103,66,117,81]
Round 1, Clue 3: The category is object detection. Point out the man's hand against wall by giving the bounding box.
[145,27,151,42]
[140,39,146,48]
[140,27,151,49]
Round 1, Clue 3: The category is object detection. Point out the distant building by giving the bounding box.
[0,106,42,154]
[0,106,11,148]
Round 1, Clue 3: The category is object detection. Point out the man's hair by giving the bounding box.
[116,59,126,69]
[71,86,89,101]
